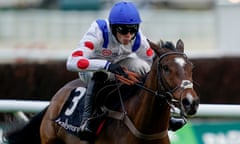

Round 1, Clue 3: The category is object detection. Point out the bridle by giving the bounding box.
[156,51,193,116]
[101,51,194,140]
[135,51,193,116]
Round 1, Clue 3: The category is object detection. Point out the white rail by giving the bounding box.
[0,100,240,117]
[196,104,240,117]
[0,100,49,113]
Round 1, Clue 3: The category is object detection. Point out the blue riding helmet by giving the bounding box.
[109,1,142,25]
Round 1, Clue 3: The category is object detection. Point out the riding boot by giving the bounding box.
[168,117,187,131]
[79,78,100,139]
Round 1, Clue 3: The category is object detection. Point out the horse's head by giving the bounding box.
[149,39,199,117]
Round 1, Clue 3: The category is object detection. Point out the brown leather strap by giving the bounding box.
[101,106,168,140]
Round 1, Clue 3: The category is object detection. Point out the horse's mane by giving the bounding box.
[97,81,142,109]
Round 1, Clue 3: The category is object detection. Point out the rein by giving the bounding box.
[101,51,191,140]
[101,106,168,140]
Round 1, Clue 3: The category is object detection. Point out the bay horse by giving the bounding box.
[4,39,199,144]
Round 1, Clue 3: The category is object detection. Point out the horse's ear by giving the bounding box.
[159,39,164,48]
[147,39,159,55]
[176,39,184,52]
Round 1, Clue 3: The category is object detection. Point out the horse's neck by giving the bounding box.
[128,72,171,133]
[132,94,170,133]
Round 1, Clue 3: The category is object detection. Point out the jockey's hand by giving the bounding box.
[107,63,127,77]
[116,69,140,85]
[106,63,140,85]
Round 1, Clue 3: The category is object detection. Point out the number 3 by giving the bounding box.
[65,87,86,116]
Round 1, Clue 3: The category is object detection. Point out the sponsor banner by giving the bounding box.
[193,122,240,144]
[170,121,240,144]
[170,123,198,144]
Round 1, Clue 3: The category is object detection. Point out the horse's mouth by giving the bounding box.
[171,93,199,117]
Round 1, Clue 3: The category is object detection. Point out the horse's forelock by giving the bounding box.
[162,41,176,51]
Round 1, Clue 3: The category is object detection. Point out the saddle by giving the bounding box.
[55,80,140,137]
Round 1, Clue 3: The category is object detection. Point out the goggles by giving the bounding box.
[115,25,138,35]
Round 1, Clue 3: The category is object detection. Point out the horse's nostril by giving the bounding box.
[193,99,200,109]
[182,98,199,115]
[182,98,190,106]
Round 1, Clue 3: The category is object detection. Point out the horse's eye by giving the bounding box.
[162,65,169,72]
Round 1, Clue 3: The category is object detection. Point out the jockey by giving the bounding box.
[66,1,185,138]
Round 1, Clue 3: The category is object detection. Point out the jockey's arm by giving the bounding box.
[66,21,108,72]
[66,54,109,72]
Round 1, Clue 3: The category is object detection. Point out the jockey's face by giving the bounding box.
[116,31,136,45]
[114,24,138,45]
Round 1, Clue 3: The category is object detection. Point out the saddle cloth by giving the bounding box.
[55,87,86,136]
[55,83,139,138]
